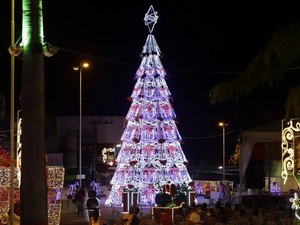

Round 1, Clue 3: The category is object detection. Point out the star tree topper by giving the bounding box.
[144,5,159,33]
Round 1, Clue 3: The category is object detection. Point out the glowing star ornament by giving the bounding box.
[144,5,159,33]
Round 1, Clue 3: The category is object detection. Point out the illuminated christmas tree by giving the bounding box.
[106,5,192,206]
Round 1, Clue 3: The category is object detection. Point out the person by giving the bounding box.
[217,181,225,202]
[75,186,86,216]
[204,208,216,225]
[187,205,201,225]
[238,208,250,225]
[86,192,100,209]
[250,208,264,225]
[89,208,106,225]
[122,207,134,225]
[131,207,140,225]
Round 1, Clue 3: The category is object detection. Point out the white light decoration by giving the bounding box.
[281,119,300,184]
[290,192,300,220]
[0,113,65,225]
[47,166,65,225]
[0,166,64,225]
[282,119,300,222]
[144,5,158,34]
[16,116,22,184]
[106,5,192,206]
[102,148,116,166]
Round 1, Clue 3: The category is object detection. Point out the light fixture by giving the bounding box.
[8,45,23,57]
[42,42,59,57]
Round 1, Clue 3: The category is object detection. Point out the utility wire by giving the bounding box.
[57,46,300,75]
[182,128,240,140]
[57,47,244,75]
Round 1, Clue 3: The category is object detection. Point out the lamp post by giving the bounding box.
[219,122,228,181]
[9,0,16,222]
[73,62,89,187]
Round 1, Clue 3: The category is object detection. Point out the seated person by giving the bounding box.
[187,205,201,225]
[89,208,106,225]
[122,207,134,225]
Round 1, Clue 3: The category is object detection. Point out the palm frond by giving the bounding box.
[267,21,300,66]
[210,20,300,106]
[285,84,300,119]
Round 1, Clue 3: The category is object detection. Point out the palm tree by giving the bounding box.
[209,20,300,120]
[20,0,48,224]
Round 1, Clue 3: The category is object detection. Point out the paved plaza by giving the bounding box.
[60,197,152,225]
[60,205,123,225]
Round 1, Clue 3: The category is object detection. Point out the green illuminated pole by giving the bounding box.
[10,0,15,223]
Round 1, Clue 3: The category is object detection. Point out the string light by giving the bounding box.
[0,166,65,225]
[102,147,116,166]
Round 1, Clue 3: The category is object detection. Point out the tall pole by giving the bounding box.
[74,62,89,187]
[219,122,227,181]
[239,143,242,204]
[222,125,225,181]
[10,0,15,222]
[79,66,82,187]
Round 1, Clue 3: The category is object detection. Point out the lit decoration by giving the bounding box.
[290,192,300,220]
[228,144,240,166]
[16,117,22,182]
[106,5,192,206]
[0,165,64,225]
[102,148,116,166]
[282,119,300,222]
[0,114,65,225]
[47,166,65,189]
[144,5,159,34]
[281,119,300,184]
[89,181,101,197]
[0,147,13,167]
[67,182,79,199]
[47,166,65,225]
[270,180,281,194]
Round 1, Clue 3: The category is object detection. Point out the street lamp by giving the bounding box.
[73,62,89,187]
[219,122,228,181]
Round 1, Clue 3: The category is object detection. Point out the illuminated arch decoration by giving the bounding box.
[282,119,300,222]
[106,5,192,206]
[281,119,300,185]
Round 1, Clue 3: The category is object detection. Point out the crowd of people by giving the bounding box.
[83,200,296,225]
[67,180,297,225]
[88,205,140,225]
[184,201,296,225]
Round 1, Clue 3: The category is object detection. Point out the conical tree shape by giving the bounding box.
[106,5,192,206]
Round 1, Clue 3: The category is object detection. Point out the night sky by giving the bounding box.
[1,1,300,165]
